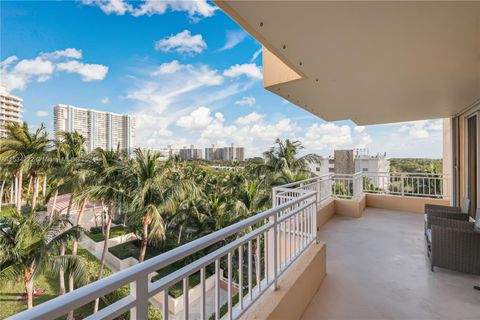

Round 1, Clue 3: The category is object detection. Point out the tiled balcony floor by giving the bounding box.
[301,208,480,320]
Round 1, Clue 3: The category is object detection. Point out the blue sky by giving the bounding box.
[1,0,443,158]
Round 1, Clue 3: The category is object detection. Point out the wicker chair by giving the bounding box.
[424,197,470,236]
[426,216,480,275]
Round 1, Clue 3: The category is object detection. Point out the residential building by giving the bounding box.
[204,144,224,161]
[333,149,390,174]
[14,2,480,320]
[53,104,135,152]
[0,86,22,137]
[179,145,203,160]
[307,156,333,175]
[205,143,245,161]
[223,143,245,161]
[309,150,389,176]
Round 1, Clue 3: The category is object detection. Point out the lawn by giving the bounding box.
[0,245,161,320]
[85,225,128,242]
[108,239,165,260]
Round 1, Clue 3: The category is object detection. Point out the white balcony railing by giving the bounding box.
[273,172,447,201]
[9,189,317,320]
[363,172,447,198]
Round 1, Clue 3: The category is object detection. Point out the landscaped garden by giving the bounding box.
[85,225,128,242]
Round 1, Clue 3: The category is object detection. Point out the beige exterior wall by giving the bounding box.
[334,195,366,218]
[317,199,335,228]
[366,193,449,214]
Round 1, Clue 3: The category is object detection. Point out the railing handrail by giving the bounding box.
[364,171,445,177]
[9,190,317,320]
[273,173,333,189]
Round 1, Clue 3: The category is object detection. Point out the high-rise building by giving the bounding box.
[205,144,224,161]
[179,145,202,160]
[205,144,245,161]
[0,86,23,137]
[53,104,135,152]
[223,143,245,161]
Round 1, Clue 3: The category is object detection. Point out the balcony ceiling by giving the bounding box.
[215,1,480,125]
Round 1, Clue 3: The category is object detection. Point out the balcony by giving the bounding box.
[10,171,475,320]
[301,207,480,320]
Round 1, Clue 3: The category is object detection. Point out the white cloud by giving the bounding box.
[154,30,207,55]
[56,60,108,81]
[397,120,442,139]
[133,0,217,19]
[152,60,188,75]
[0,56,54,90]
[218,30,247,51]
[35,110,49,117]
[235,96,256,106]
[81,0,133,15]
[0,49,108,91]
[251,48,262,62]
[303,123,353,151]
[101,97,110,104]
[224,63,262,80]
[41,48,83,60]
[176,106,213,130]
[235,112,265,125]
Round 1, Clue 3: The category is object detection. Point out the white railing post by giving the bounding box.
[272,212,279,291]
[400,174,405,196]
[131,275,149,320]
[272,187,278,208]
[313,194,318,243]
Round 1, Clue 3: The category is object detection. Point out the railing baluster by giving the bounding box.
[256,236,261,292]
[248,240,252,299]
[289,215,292,263]
[227,251,232,320]
[132,275,149,320]
[200,267,206,320]
[264,230,269,286]
[239,245,243,309]
[183,277,189,320]
[163,288,169,320]
[273,212,278,290]
[215,259,220,320]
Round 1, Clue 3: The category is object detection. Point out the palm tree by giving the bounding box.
[0,122,50,211]
[255,138,320,186]
[82,147,130,313]
[129,151,198,263]
[0,209,85,309]
[50,131,86,302]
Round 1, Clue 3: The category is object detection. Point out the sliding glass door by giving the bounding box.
[466,114,478,218]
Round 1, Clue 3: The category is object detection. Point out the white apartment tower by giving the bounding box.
[0,86,23,137]
[53,104,135,152]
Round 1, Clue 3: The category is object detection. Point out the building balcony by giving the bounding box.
[11,172,478,320]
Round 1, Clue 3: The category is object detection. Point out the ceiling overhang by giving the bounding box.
[214,1,480,125]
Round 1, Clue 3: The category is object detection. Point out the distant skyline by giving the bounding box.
[1,0,443,158]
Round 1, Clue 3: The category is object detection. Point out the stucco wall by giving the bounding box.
[366,193,449,213]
